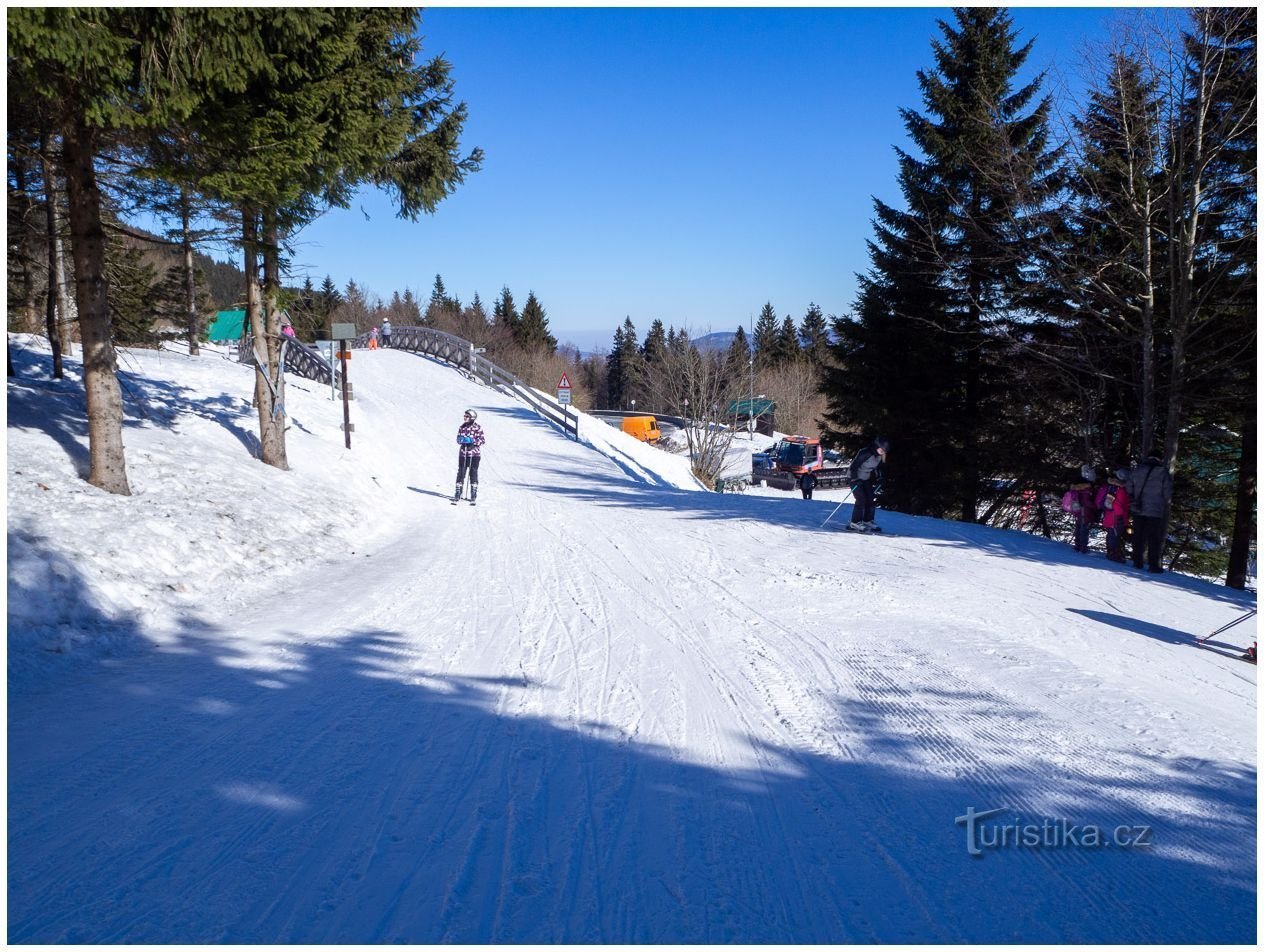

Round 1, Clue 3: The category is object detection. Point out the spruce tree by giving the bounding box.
[725,324,752,370]
[772,315,802,366]
[319,275,343,322]
[798,303,831,366]
[8,8,225,493]
[606,325,627,409]
[608,317,641,409]
[516,291,558,353]
[822,8,1060,521]
[641,319,668,366]
[493,286,520,336]
[752,302,779,369]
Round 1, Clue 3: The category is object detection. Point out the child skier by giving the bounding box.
[1095,468,1131,563]
[1065,465,1098,553]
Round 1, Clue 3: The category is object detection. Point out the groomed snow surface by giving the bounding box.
[7,336,1257,944]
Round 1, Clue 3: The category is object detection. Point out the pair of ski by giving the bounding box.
[845,524,885,534]
[1194,608,1257,664]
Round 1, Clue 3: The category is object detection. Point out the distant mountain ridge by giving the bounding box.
[692,331,738,353]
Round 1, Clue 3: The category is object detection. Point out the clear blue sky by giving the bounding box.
[288,6,1119,352]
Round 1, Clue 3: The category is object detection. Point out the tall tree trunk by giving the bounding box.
[39,128,64,379]
[1225,412,1256,590]
[960,272,982,524]
[52,203,73,355]
[61,118,130,495]
[181,188,199,356]
[246,205,287,469]
[11,158,41,333]
[1137,197,1156,456]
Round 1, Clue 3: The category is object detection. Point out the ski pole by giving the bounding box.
[821,487,855,528]
[1195,608,1257,644]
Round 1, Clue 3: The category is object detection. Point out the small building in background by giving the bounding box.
[727,397,776,436]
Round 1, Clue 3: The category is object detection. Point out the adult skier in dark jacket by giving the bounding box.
[847,437,889,532]
[1126,453,1173,572]
[453,409,486,504]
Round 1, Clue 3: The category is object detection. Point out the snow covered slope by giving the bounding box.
[6,337,1257,943]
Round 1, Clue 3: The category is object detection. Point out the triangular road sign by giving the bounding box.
[557,373,572,389]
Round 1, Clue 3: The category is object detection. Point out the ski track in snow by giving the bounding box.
[7,341,1257,944]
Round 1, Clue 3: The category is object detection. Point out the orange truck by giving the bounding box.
[621,415,661,443]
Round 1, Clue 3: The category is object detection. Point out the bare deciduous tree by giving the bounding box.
[641,331,746,487]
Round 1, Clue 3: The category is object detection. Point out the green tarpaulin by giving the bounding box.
[207,309,245,342]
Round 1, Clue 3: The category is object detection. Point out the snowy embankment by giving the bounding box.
[6,335,1257,944]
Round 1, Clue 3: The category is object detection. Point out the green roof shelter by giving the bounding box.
[727,398,775,418]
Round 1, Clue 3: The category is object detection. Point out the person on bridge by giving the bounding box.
[847,437,888,532]
[454,409,486,504]
[381,318,392,349]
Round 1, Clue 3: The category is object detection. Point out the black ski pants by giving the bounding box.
[457,454,481,487]
[851,481,876,524]
[1131,514,1166,571]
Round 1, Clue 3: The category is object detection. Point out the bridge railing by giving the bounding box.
[354,325,577,440]
[282,339,341,387]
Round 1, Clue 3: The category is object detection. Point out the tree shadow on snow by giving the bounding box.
[7,543,1256,945]
[8,342,262,460]
[519,465,1254,609]
[1068,608,1257,660]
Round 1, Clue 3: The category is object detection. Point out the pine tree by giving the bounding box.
[641,319,668,366]
[493,286,519,336]
[468,292,488,325]
[798,303,831,366]
[106,241,160,345]
[607,317,641,409]
[8,8,223,493]
[319,275,343,321]
[752,302,779,369]
[1055,51,1163,467]
[725,324,752,369]
[772,315,802,366]
[822,8,1060,521]
[516,291,557,353]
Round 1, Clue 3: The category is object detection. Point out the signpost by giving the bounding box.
[331,322,357,448]
[557,372,576,440]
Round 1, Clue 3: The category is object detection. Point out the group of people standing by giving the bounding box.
[1066,453,1173,572]
[367,320,393,350]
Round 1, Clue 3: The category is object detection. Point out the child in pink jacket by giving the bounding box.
[1095,468,1131,563]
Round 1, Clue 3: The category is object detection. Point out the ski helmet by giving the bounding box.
[464,409,477,421]
[1081,464,1097,482]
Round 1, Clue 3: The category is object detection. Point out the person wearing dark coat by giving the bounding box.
[800,471,816,500]
[1126,453,1174,573]
[847,437,889,532]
